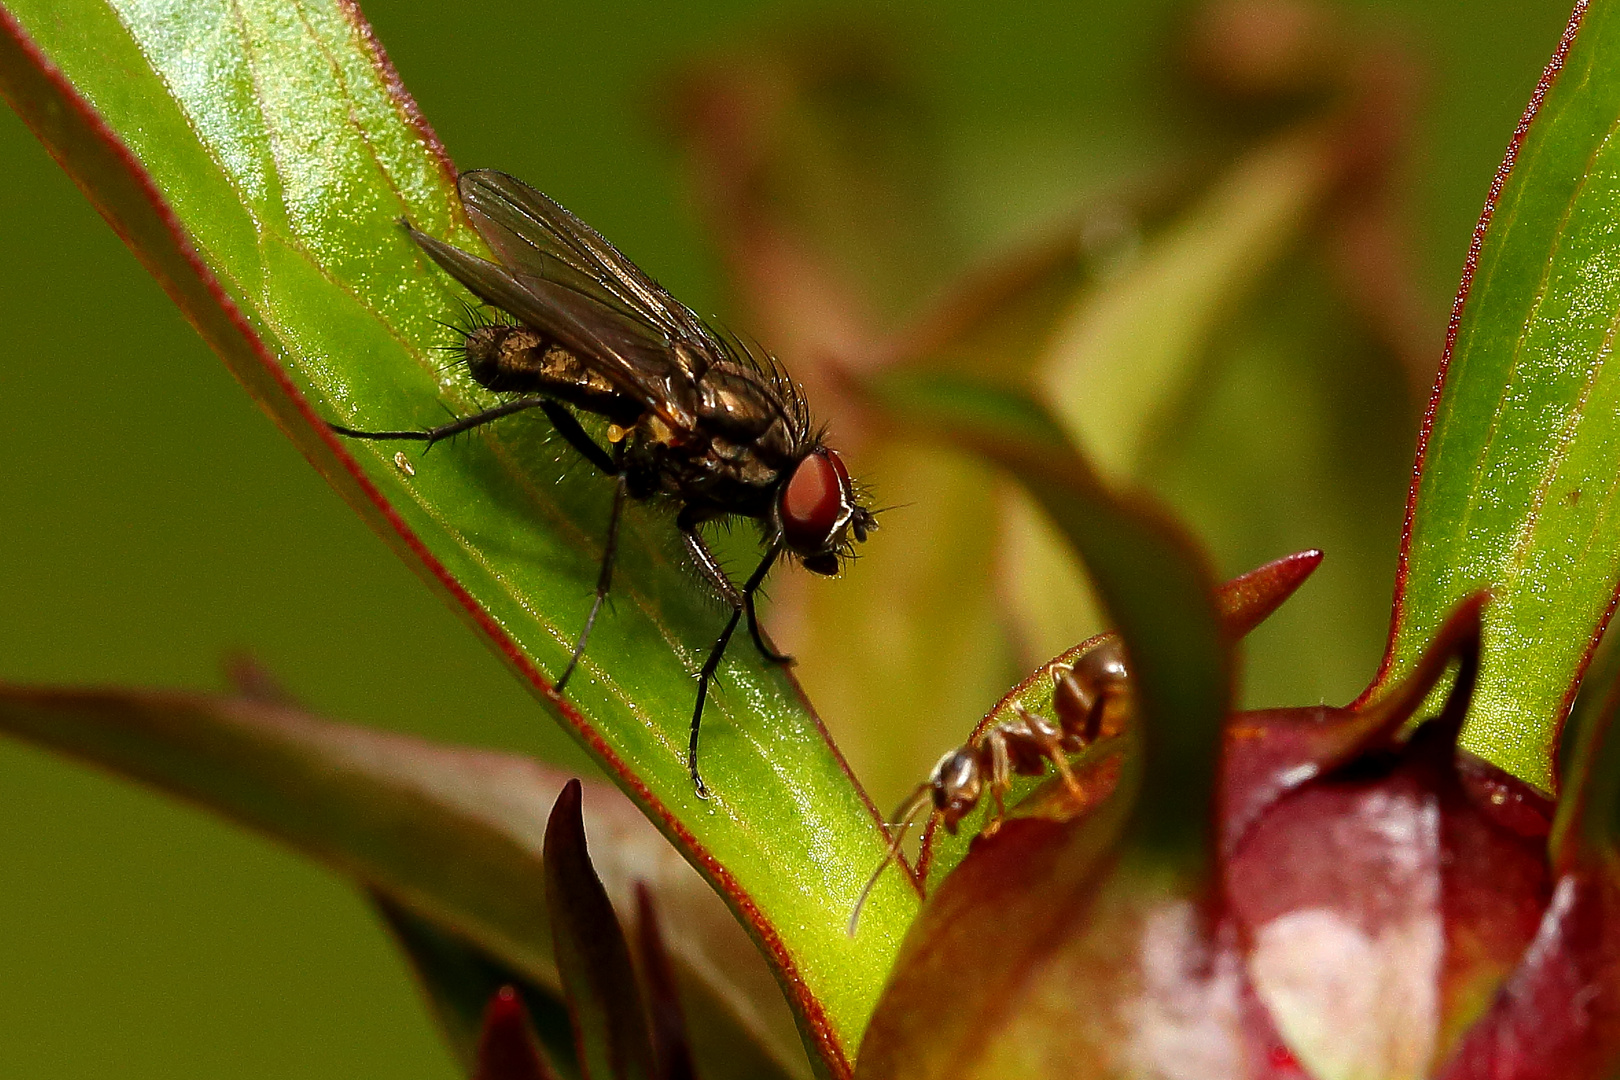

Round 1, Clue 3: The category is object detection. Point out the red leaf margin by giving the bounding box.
[0,6,895,1075]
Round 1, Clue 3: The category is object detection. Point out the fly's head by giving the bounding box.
[776,447,877,575]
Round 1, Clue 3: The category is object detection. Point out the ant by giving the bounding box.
[848,638,1131,934]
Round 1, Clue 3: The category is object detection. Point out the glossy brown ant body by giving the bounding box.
[848,638,1130,933]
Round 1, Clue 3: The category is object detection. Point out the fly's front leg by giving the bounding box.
[742,530,791,663]
[681,524,790,665]
[681,524,743,608]
[689,606,743,800]
[683,534,783,798]
[745,585,792,665]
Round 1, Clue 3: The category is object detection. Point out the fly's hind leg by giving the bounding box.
[336,395,628,696]
[538,400,617,475]
[330,396,551,449]
[520,414,625,694]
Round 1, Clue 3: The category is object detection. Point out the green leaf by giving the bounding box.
[0,0,916,1065]
[1377,0,1620,792]
[1552,626,1620,870]
[543,780,656,1080]
[852,373,1273,1080]
[0,685,807,1080]
[1040,126,1344,480]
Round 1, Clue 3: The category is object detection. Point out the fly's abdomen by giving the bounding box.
[462,324,642,424]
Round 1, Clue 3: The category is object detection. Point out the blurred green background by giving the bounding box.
[0,0,1575,1076]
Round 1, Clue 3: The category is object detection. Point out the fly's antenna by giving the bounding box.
[848,785,934,937]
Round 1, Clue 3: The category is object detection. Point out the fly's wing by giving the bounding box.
[405,223,702,432]
[458,170,719,370]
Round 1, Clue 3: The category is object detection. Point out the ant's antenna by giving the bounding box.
[848,786,934,937]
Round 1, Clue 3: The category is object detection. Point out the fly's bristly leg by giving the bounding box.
[329,396,551,450]
[558,442,628,693]
[679,523,744,608]
[680,519,791,666]
[687,540,783,798]
[740,540,785,661]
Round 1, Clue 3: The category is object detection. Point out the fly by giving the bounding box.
[330,170,877,797]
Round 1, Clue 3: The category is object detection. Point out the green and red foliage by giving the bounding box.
[6,0,1620,1077]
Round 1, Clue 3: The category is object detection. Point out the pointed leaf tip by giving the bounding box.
[476,986,559,1080]
[544,780,656,1080]
[1215,549,1324,639]
[1384,0,1620,792]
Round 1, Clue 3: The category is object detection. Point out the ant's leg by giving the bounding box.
[984,730,1012,837]
[1015,702,1084,799]
[686,542,782,798]
[1047,739,1083,799]
[330,396,549,449]
[848,786,933,937]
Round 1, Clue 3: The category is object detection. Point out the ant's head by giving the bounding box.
[929,747,983,834]
[778,448,877,575]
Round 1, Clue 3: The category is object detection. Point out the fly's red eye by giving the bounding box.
[781,451,848,555]
[825,447,852,490]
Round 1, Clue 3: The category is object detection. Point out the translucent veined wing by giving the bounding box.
[458,170,716,358]
[406,224,702,430]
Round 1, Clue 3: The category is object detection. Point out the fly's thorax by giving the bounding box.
[629,435,782,522]
[697,366,781,441]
